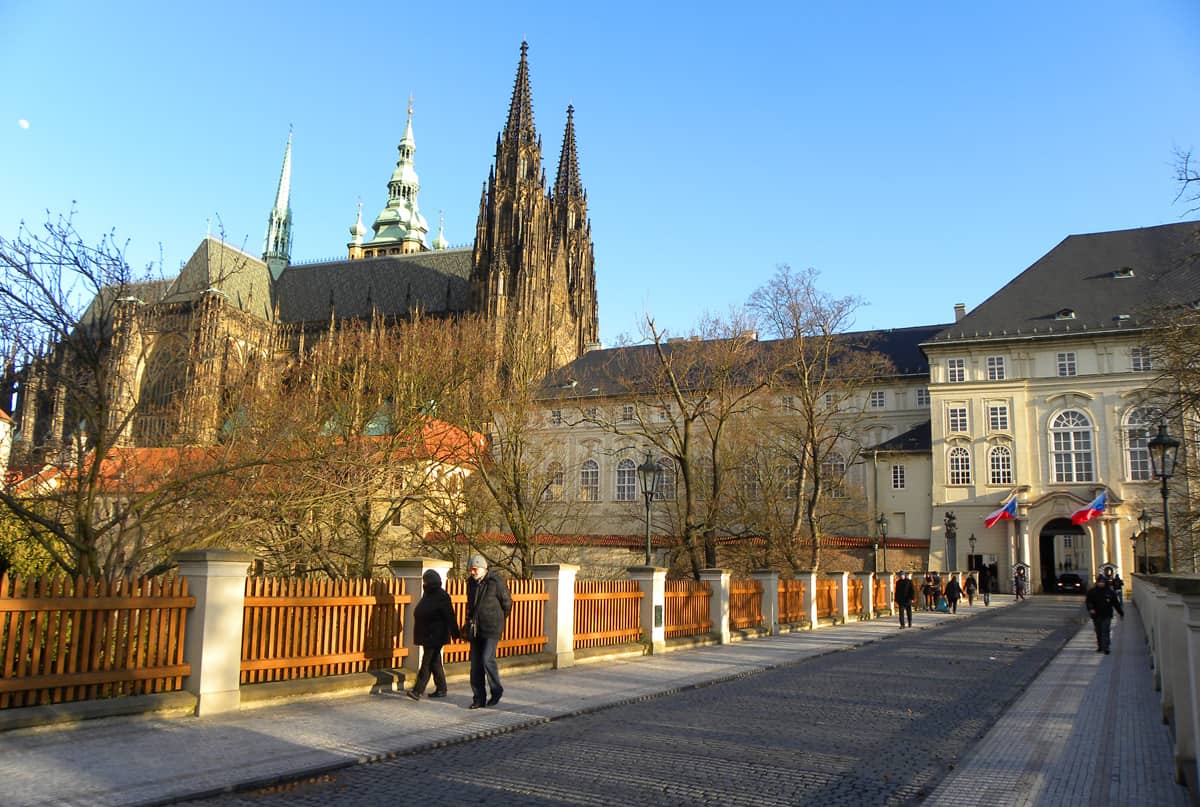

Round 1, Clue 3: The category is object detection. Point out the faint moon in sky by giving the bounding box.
[18,119,29,129]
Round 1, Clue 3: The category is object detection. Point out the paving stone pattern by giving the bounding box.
[185,600,1114,806]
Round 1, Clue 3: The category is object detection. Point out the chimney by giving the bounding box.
[954,303,966,322]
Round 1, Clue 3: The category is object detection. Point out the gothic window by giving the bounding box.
[616,458,637,501]
[1050,410,1094,483]
[948,446,972,485]
[1125,406,1160,481]
[579,459,600,501]
[989,446,1013,485]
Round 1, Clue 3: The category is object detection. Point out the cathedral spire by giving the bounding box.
[503,41,537,148]
[263,128,293,279]
[365,98,429,255]
[553,105,583,201]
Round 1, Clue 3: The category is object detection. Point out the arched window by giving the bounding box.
[1125,407,1160,481]
[579,459,599,501]
[988,445,1013,485]
[821,453,847,498]
[543,462,564,501]
[1050,410,1094,483]
[948,446,972,485]
[655,458,676,501]
[616,458,636,501]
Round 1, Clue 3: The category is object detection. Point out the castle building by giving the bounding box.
[7,42,599,461]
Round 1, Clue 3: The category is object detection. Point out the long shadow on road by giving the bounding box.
[187,599,1087,807]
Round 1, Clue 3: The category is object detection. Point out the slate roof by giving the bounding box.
[274,248,473,324]
[161,238,275,321]
[926,221,1200,345]
[542,324,948,399]
[871,420,931,452]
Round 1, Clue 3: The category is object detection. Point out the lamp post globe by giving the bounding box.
[877,514,889,573]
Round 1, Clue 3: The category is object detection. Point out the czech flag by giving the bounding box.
[984,496,1017,528]
[1070,490,1107,525]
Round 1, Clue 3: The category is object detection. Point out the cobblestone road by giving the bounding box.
[183,599,1087,806]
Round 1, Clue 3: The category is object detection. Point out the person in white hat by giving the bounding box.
[465,554,512,708]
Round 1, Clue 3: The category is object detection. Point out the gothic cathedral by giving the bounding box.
[7,42,598,462]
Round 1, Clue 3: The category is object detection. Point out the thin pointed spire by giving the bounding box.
[273,127,293,212]
[263,128,294,277]
[503,40,536,147]
[553,105,583,200]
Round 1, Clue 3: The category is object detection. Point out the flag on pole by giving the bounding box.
[1070,490,1107,525]
[984,496,1018,528]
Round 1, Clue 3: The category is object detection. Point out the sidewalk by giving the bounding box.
[926,600,1189,807]
[0,593,1174,807]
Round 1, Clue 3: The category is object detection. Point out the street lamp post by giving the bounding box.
[969,533,977,570]
[877,513,888,573]
[1137,508,1152,573]
[637,453,664,566]
[1148,422,1180,573]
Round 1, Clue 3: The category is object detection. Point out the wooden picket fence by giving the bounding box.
[873,577,890,611]
[816,578,837,620]
[440,578,548,665]
[664,579,712,638]
[848,577,863,616]
[729,578,763,630]
[779,578,807,623]
[0,573,193,709]
[573,580,643,649]
[240,578,410,684]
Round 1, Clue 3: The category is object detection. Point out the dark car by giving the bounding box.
[1056,573,1085,593]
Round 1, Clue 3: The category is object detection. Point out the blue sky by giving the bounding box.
[2,1,1198,344]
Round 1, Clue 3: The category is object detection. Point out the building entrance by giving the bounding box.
[1038,518,1088,594]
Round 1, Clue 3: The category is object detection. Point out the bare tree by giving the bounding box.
[1175,147,1200,216]
[747,265,892,570]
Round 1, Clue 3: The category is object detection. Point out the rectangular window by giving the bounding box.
[916,387,930,407]
[891,464,906,490]
[549,409,563,426]
[947,358,966,383]
[988,404,1009,432]
[824,392,835,410]
[781,395,795,412]
[869,391,886,409]
[583,406,598,420]
[1131,347,1153,372]
[621,404,635,421]
[1056,352,1077,377]
[986,356,1006,381]
[948,405,968,433]
[1063,536,1073,549]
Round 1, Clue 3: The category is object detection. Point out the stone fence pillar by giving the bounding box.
[175,550,253,716]
[533,564,579,669]
[883,572,896,616]
[828,571,849,625]
[700,568,731,644]
[628,566,667,654]
[855,571,874,620]
[798,570,819,629]
[752,569,780,634]
[389,558,454,678]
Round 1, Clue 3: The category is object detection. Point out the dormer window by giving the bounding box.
[1055,308,1076,320]
[1112,266,1135,279]
[1113,314,1131,321]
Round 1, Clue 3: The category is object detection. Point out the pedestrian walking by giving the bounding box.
[1014,567,1027,601]
[406,569,459,701]
[978,565,992,606]
[1105,568,1125,605]
[893,571,915,628]
[465,554,512,709]
[944,575,962,613]
[964,573,977,606]
[922,573,936,611]
[1085,574,1124,654]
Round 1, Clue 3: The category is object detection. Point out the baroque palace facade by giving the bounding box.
[8,42,598,461]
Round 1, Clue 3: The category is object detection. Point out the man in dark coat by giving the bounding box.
[893,571,916,628]
[944,575,963,614]
[978,565,992,606]
[407,569,459,700]
[1085,574,1124,654]
[465,554,512,708]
